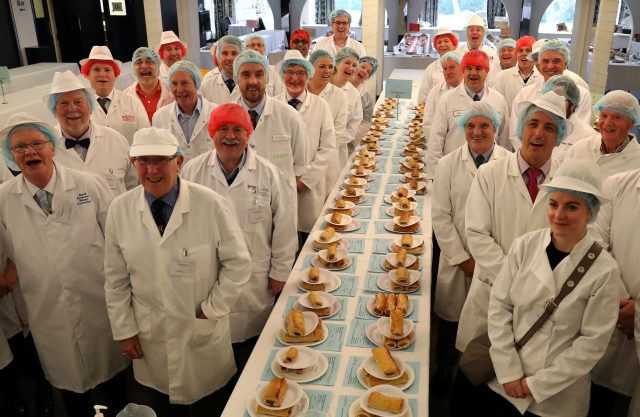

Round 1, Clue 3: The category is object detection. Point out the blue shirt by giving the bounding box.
[239,95,266,116]
[144,178,180,226]
[464,84,485,101]
[176,96,202,143]
[219,149,248,185]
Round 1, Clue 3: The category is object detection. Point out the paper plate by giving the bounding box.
[272,353,329,384]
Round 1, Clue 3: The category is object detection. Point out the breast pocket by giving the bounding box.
[102,167,126,191]
[169,244,215,313]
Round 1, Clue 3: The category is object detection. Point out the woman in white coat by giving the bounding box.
[350,56,377,141]
[486,160,619,417]
[153,61,218,162]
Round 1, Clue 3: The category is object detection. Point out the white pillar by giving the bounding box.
[175,0,201,66]
[143,0,164,50]
[590,0,618,95]
[569,0,596,80]
[362,0,385,95]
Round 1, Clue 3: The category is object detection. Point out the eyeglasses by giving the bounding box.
[333,20,350,26]
[292,39,309,45]
[247,43,265,49]
[284,70,307,77]
[10,140,50,153]
[133,155,177,168]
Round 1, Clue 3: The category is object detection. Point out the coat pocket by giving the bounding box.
[132,300,152,342]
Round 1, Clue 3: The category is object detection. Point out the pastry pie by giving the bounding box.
[263,377,287,407]
[367,392,404,413]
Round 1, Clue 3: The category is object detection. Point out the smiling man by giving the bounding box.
[157,31,187,80]
[201,35,243,105]
[244,34,284,97]
[423,52,464,140]
[124,47,174,122]
[455,15,498,63]
[290,29,311,58]
[313,9,366,57]
[494,36,541,109]
[486,38,516,89]
[417,27,459,104]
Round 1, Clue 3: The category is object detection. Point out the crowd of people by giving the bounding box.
[0,8,638,417]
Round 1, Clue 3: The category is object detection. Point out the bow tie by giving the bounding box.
[65,138,90,149]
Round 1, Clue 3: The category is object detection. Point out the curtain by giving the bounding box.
[421,0,437,27]
[213,0,235,38]
[487,0,506,29]
[315,0,335,24]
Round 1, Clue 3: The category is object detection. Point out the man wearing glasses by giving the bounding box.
[290,29,311,59]
[313,9,366,57]
[104,127,251,416]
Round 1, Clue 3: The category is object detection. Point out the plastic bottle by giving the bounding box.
[94,405,108,417]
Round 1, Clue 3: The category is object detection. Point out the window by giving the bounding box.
[335,0,362,26]
[540,0,575,34]
[437,0,488,30]
[234,0,274,29]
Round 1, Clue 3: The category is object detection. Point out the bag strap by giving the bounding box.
[514,241,603,351]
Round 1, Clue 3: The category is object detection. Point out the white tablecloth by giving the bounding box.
[221,69,431,417]
[229,24,253,37]
[6,62,80,93]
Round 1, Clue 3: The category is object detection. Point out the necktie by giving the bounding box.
[473,93,481,102]
[526,168,542,202]
[248,110,259,129]
[97,97,110,113]
[65,138,90,149]
[474,154,485,168]
[151,199,168,235]
[224,78,236,93]
[34,189,52,215]
[288,98,301,110]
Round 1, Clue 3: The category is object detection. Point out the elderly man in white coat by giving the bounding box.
[486,38,516,88]
[244,34,285,97]
[81,45,150,144]
[417,27,459,104]
[455,15,498,62]
[0,114,128,417]
[104,127,252,416]
[153,61,218,163]
[450,92,568,416]
[313,9,366,57]
[427,49,510,179]
[157,31,187,80]
[181,103,296,379]
[201,35,243,105]
[233,50,309,215]
[493,36,541,109]
[566,90,640,179]
[45,71,137,195]
[431,102,510,396]
[276,50,337,244]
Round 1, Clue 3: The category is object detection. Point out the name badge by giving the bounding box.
[170,259,196,276]
[271,152,290,160]
[77,192,92,205]
[452,110,463,117]
[272,134,289,142]
[121,111,135,122]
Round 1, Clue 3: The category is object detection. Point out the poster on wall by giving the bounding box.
[109,0,127,16]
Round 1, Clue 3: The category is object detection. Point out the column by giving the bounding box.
[569,0,596,81]
[175,0,201,66]
[590,0,618,95]
[143,0,164,52]
[362,0,385,95]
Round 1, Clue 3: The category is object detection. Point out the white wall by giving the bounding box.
[8,0,39,65]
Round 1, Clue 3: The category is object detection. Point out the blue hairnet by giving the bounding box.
[539,39,570,65]
[243,34,265,51]
[233,49,270,83]
[167,60,202,90]
[516,104,567,144]
[280,58,315,77]
[1,123,58,171]
[544,187,600,222]
[329,9,352,24]
[216,35,243,60]
[457,101,501,131]
[132,47,161,69]
[309,49,335,66]
[439,51,461,65]
[335,47,360,65]
[542,75,579,109]
[47,89,95,116]
[496,38,516,52]
[593,90,640,126]
[359,56,378,76]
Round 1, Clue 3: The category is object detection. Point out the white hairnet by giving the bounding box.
[457,101,501,131]
[593,90,640,126]
[496,38,516,52]
[539,39,570,64]
[167,60,202,89]
[439,51,461,65]
[329,9,352,23]
[542,75,580,109]
[233,49,270,82]
[216,35,243,60]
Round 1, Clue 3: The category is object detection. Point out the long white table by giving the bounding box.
[6,62,80,93]
[221,69,431,417]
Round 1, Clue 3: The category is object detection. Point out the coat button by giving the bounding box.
[588,253,595,259]
[567,280,575,287]
[577,267,585,273]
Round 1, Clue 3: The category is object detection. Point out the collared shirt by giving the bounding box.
[517,149,551,185]
[464,84,484,101]
[285,90,307,110]
[218,149,248,185]
[61,123,93,161]
[176,96,202,143]
[24,166,58,209]
[518,67,534,84]
[144,178,180,226]
[468,144,495,163]
[600,135,633,155]
[239,95,266,116]
[136,81,162,123]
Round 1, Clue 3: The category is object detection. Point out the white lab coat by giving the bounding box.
[104,179,252,404]
[0,164,127,392]
[200,71,241,105]
[564,134,640,179]
[181,148,296,342]
[457,153,558,351]
[316,83,349,173]
[91,89,150,144]
[341,82,363,164]
[563,69,590,91]
[427,84,510,178]
[275,92,337,232]
[592,169,640,397]
[455,44,498,62]
[509,80,592,150]
[432,143,510,322]
[0,159,11,182]
[159,62,170,81]
[493,66,542,110]
[267,65,284,97]
[355,83,375,142]
[417,59,443,104]
[422,81,455,144]
[54,123,138,195]
[123,81,175,119]
[485,61,506,89]
[152,96,218,163]
[552,114,599,163]
[488,229,619,417]
[314,36,366,58]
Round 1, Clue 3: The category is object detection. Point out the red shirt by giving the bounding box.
[136,82,162,122]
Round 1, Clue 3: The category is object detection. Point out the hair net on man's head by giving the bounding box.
[515,36,536,51]
[516,104,567,144]
[439,51,461,65]
[47,89,96,116]
[457,101,501,131]
[335,47,360,65]
[243,34,265,50]
[594,90,640,126]
[539,39,571,64]
[359,57,378,76]
[216,35,243,60]
[309,49,335,66]
[544,187,600,222]
[496,38,516,52]
[208,103,254,138]
[280,59,314,77]
[132,47,161,69]
[167,60,203,90]
[233,49,270,82]
[329,9,352,24]
[542,75,579,109]
[290,29,311,49]
[1,123,58,171]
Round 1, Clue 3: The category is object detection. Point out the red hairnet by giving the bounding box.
[208,103,254,138]
[81,59,121,77]
[290,29,311,49]
[157,41,187,59]
[516,36,536,51]
[433,33,458,48]
[461,50,490,73]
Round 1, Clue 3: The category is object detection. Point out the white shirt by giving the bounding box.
[493,66,542,110]
[552,113,599,163]
[564,133,640,178]
[201,71,240,105]
[417,59,443,104]
[314,36,366,58]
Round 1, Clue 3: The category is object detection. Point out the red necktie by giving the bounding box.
[526,168,542,202]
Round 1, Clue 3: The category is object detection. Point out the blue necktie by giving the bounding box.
[288,98,301,110]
